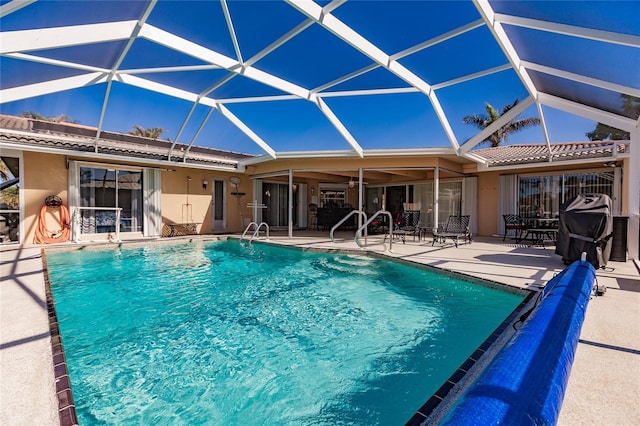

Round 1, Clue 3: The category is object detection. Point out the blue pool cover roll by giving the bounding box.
[441,260,596,425]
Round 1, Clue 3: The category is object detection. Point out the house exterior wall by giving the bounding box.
[17,152,254,246]
[22,151,68,245]
[477,171,500,237]
[9,149,630,246]
[160,168,251,234]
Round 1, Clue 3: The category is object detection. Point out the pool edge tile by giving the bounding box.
[405,290,537,424]
[42,250,79,426]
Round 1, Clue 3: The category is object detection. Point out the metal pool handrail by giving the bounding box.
[241,221,270,244]
[355,210,393,251]
[330,210,368,243]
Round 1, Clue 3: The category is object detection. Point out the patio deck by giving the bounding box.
[1,235,638,425]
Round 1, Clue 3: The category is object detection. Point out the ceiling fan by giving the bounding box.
[345,177,368,188]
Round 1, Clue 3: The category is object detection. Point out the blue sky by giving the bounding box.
[1,0,635,155]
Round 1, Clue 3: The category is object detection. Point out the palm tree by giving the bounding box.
[586,94,639,141]
[0,159,19,209]
[19,111,77,123]
[462,99,540,147]
[128,125,167,140]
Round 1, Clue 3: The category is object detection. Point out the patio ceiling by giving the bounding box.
[1,0,638,168]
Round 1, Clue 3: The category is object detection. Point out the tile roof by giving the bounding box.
[1,114,630,170]
[0,115,253,169]
[473,141,630,167]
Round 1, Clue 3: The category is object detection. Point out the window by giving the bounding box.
[0,155,20,243]
[319,185,346,208]
[79,166,143,234]
[262,182,291,227]
[518,171,615,218]
[367,181,462,228]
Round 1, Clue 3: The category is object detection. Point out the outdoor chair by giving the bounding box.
[391,209,421,243]
[502,214,527,241]
[432,215,472,248]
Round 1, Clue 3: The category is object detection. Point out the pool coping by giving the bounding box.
[41,237,536,425]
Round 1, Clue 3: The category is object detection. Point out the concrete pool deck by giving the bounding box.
[1,234,639,425]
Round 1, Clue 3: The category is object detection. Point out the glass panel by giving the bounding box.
[518,176,540,217]
[262,183,289,227]
[563,172,614,203]
[278,184,288,227]
[117,170,142,232]
[519,172,614,219]
[439,181,462,227]
[80,167,116,233]
[365,187,384,214]
[386,186,406,224]
[0,156,20,243]
[214,180,224,221]
[79,166,144,234]
[415,182,434,228]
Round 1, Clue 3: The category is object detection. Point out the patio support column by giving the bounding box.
[288,169,293,238]
[629,128,639,260]
[358,168,363,233]
[434,166,440,228]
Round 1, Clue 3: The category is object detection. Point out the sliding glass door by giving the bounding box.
[79,166,143,234]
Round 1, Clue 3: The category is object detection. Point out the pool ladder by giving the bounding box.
[241,221,270,245]
[355,210,393,251]
[330,210,368,243]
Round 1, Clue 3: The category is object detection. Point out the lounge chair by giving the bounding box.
[432,215,472,247]
[502,214,527,241]
[392,209,421,243]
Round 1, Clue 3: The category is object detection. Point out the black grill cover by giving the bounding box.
[555,194,613,268]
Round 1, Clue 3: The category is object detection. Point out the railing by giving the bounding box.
[330,210,368,243]
[241,221,270,244]
[72,206,122,243]
[355,210,393,251]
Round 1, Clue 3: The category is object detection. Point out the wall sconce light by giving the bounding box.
[310,185,315,195]
[202,179,208,190]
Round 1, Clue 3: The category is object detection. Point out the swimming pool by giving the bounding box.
[46,240,525,424]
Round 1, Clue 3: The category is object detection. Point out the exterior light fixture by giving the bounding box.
[202,179,208,190]
[310,185,315,195]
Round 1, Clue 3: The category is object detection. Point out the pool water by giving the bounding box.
[46,240,524,425]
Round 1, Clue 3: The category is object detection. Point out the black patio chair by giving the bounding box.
[391,210,421,243]
[503,214,527,241]
[432,215,472,248]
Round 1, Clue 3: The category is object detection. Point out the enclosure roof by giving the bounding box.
[1,0,638,168]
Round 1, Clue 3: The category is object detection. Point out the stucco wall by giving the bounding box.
[22,151,68,245]
[477,171,500,237]
[160,169,252,234]
[18,152,255,245]
[13,150,630,244]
